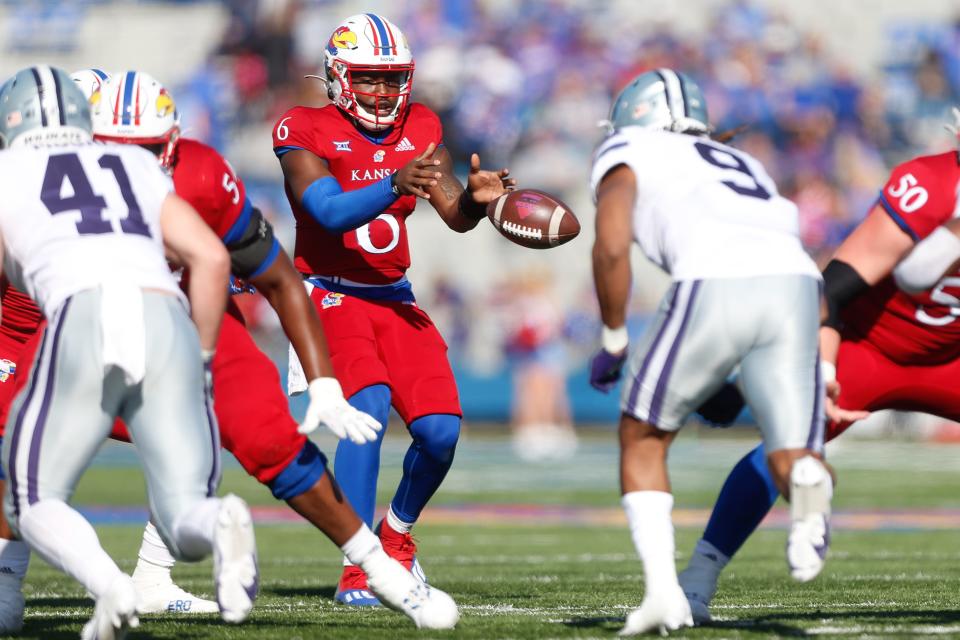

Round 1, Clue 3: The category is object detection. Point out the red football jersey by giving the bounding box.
[272,103,443,284]
[0,277,42,343]
[171,138,249,240]
[843,151,960,365]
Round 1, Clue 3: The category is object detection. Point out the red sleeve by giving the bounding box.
[877,154,957,242]
[172,140,248,239]
[273,107,326,160]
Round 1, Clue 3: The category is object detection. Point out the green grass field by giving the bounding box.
[9,430,960,638]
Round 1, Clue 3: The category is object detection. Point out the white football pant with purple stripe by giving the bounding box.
[2,289,221,565]
[621,274,824,454]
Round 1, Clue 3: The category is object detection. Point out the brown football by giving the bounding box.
[485,189,580,249]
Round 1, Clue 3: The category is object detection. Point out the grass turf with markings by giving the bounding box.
[8,432,960,638]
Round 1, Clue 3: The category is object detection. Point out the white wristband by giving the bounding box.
[820,360,837,384]
[601,325,629,353]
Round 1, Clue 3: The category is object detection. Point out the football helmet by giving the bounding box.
[71,68,110,101]
[90,70,180,168]
[322,13,414,131]
[606,68,710,136]
[0,65,92,149]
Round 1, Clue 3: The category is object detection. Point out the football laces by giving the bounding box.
[501,221,543,240]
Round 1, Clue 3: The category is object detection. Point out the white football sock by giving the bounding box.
[340,524,382,567]
[386,506,413,534]
[18,499,124,598]
[622,491,679,591]
[172,497,221,561]
[133,521,176,582]
[0,538,30,579]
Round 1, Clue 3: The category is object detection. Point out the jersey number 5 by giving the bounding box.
[694,141,771,200]
[40,153,150,237]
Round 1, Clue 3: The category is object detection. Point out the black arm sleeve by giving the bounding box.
[227,207,277,279]
[822,258,869,330]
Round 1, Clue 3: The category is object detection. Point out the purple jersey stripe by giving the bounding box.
[626,283,682,413]
[26,297,72,505]
[648,280,701,425]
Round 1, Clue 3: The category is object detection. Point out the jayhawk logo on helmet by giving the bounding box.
[329,26,359,52]
[155,89,175,118]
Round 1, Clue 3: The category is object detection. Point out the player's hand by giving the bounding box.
[299,378,382,444]
[824,379,870,425]
[201,349,215,399]
[589,347,627,393]
[466,153,516,205]
[392,142,443,200]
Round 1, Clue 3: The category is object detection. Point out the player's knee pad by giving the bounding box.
[268,440,329,501]
[348,384,391,437]
[409,414,460,463]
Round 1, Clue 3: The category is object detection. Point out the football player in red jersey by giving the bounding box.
[0,69,460,630]
[678,121,960,624]
[273,13,514,605]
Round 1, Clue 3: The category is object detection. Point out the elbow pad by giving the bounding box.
[822,259,868,329]
[226,207,280,280]
[301,175,398,233]
[894,226,960,294]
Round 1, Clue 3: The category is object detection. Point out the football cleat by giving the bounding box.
[81,574,139,640]
[132,572,218,614]
[677,565,717,625]
[0,573,25,633]
[787,456,832,582]
[365,553,459,629]
[376,519,428,584]
[213,494,258,623]
[335,565,381,607]
[619,585,693,637]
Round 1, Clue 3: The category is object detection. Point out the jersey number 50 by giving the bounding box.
[41,153,150,237]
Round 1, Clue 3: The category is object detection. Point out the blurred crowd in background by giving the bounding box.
[5,0,960,450]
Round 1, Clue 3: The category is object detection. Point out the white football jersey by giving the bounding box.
[0,142,182,316]
[590,127,820,281]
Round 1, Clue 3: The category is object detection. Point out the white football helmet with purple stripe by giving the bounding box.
[322,13,414,131]
[0,65,92,149]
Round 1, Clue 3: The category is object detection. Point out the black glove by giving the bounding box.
[695,383,745,427]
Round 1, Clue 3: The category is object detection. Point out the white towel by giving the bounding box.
[286,278,315,396]
[100,282,146,385]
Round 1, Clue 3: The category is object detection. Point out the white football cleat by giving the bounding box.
[677,565,716,625]
[0,573,24,633]
[213,494,258,623]
[787,514,829,582]
[132,572,218,614]
[81,574,139,640]
[365,553,459,629]
[619,585,693,637]
[787,456,832,583]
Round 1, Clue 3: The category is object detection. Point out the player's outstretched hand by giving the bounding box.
[824,379,870,425]
[466,153,516,205]
[393,142,443,200]
[300,378,382,444]
[589,348,627,393]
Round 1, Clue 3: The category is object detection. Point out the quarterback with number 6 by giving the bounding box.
[273,13,513,606]
[588,69,832,635]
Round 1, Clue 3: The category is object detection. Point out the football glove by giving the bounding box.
[299,378,382,444]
